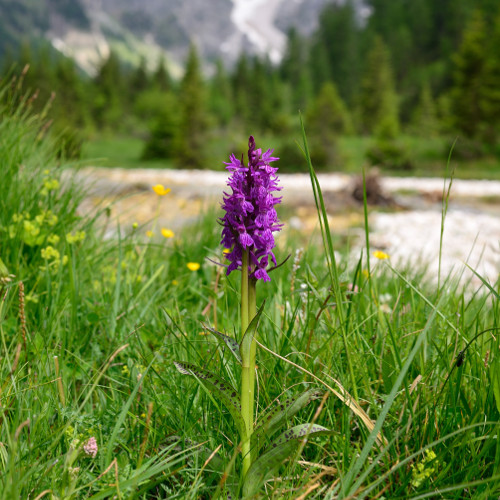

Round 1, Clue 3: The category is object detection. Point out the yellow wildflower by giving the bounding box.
[47,234,60,245]
[172,280,179,286]
[146,230,154,238]
[45,211,58,226]
[411,449,439,488]
[23,220,40,237]
[66,231,86,244]
[161,228,175,238]
[373,250,390,260]
[187,262,200,272]
[223,248,231,254]
[41,178,60,195]
[152,184,171,196]
[41,246,60,260]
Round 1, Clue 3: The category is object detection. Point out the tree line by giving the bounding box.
[2,0,500,170]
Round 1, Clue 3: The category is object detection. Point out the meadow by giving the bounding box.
[81,133,500,181]
[1,83,500,499]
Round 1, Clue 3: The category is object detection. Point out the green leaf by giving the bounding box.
[465,263,500,301]
[105,361,152,465]
[174,361,246,439]
[203,324,241,363]
[381,348,397,393]
[166,436,239,497]
[491,361,500,414]
[252,388,324,454]
[240,301,265,359]
[243,423,331,498]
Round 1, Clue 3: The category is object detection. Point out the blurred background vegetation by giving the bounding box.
[1,0,500,177]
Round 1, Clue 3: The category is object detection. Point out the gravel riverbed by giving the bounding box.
[75,167,500,289]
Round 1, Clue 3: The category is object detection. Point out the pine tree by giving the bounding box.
[479,9,500,144]
[129,56,149,97]
[411,82,439,136]
[314,0,361,104]
[247,56,275,130]
[232,53,251,124]
[281,28,312,112]
[142,92,179,160]
[153,55,171,91]
[450,10,487,139]
[209,59,233,127]
[306,81,352,136]
[174,43,209,169]
[53,55,89,128]
[93,51,124,128]
[305,81,352,168]
[308,38,331,95]
[358,36,400,138]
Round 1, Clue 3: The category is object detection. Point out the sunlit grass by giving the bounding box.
[82,132,500,179]
[1,80,499,498]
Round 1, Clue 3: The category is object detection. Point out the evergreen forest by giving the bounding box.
[2,0,500,176]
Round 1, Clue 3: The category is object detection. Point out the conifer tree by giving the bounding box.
[479,10,500,144]
[209,59,233,127]
[306,81,352,168]
[142,92,179,160]
[174,43,209,168]
[411,82,439,136]
[93,51,124,128]
[450,10,486,139]
[153,55,171,91]
[281,28,312,112]
[53,55,89,128]
[129,55,149,97]
[232,53,251,124]
[314,0,360,104]
[358,36,400,138]
[307,81,352,136]
[308,38,331,95]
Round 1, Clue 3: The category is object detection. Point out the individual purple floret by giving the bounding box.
[220,136,283,282]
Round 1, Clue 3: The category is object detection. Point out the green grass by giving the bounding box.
[81,132,500,179]
[1,81,500,498]
[81,134,174,169]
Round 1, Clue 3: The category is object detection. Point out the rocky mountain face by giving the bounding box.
[1,0,335,74]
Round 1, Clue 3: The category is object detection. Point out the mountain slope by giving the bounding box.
[0,0,335,73]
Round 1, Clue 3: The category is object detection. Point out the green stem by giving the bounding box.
[240,251,257,478]
[241,251,249,334]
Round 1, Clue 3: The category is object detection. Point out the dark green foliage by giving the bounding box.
[93,51,125,128]
[128,56,149,96]
[358,36,400,139]
[281,28,312,112]
[311,0,361,104]
[174,44,209,168]
[366,139,413,171]
[141,92,179,160]
[305,81,352,169]
[411,82,440,136]
[478,10,500,145]
[152,55,172,91]
[449,11,487,139]
[3,0,500,170]
[232,52,251,124]
[209,59,233,127]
